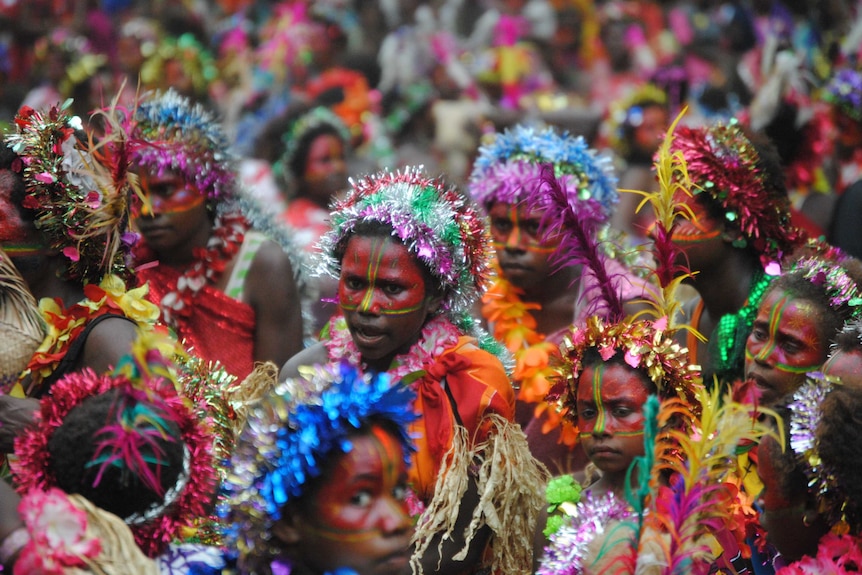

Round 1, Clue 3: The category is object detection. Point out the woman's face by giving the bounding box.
[339,235,442,371]
[745,290,829,405]
[300,133,347,206]
[577,361,651,478]
[287,426,414,575]
[487,201,559,292]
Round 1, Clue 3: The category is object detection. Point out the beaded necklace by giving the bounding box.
[481,271,579,446]
[156,210,249,327]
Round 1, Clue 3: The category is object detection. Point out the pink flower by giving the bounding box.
[14,488,101,575]
[62,246,80,262]
[34,172,56,184]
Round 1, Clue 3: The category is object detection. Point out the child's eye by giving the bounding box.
[523,222,541,236]
[393,484,408,501]
[781,341,802,354]
[750,327,767,341]
[345,278,364,290]
[383,284,405,296]
[578,407,596,419]
[350,490,373,506]
[492,219,512,234]
[613,407,633,417]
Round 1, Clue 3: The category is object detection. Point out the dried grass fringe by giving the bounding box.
[67,494,160,575]
[412,414,550,575]
[228,361,281,437]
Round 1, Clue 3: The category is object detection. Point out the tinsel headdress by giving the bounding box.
[557,316,701,413]
[219,361,417,568]
[276,105,351,181]
[824,68,862,123]
[318,167,491,320]
[788,373,859,532]
[4,99,138,283]
[667,119,804,268]
[125,89,236,205]
[10,334,216,557]
[789,254,862,318]
[468,124,618,219]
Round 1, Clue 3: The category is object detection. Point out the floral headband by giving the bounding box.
[11,345,216,557]
[557,316,701,414]
[788,374,858,532]
[824,68,862,123]
[125,89,236,204]
[667,119,803,267]
[468,124,618,222]
[219,362,417,566]
[319,167,492,319]
[5,100,138,282]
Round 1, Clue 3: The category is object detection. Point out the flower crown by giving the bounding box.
[5,100,137,283]
[11,340,216,557]
[605,83,668,157]
[557,316,700,414]
[319,167,491,319]
[468,124,618,222]
[788,374,858,532]
[278,105,351,180]
[792,255,862,317]
[824,68,862,123]
[126,89,236,203]
[219,362,417,566]
[667,119,803,266]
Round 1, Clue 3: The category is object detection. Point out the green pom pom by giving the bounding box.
[545,475,582,511]
[543,514,565,538]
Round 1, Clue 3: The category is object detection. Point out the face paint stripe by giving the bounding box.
[358,240,384,312]
[593,364,605,433]
[755,295,790,362]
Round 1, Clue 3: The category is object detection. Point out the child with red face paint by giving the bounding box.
[222,363,418,575]
[743,250,862,407]
[666,120,806,390]
[468,124,649,477]
[282,168,548,575]
[275,105,352,335]
[126,90,309,380]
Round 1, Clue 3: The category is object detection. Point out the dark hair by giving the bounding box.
[816,382,862,530]
[288,123,346,185]
[832,318,862,355]
[47,388,185,521]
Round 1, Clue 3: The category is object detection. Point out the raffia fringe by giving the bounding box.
[412,414,550,575]
[68,494,160,575]
[228,361,281,437]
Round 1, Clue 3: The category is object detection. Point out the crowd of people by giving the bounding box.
[1,0,862,574]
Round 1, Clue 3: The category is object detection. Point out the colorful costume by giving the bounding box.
[304,168,546,575]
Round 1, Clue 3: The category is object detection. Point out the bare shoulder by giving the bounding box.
[280,342,328,381]
[246,239,300,301]
[80,315,139,373]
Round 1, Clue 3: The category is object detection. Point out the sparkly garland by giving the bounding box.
[788,374,855,533]
[219,361,417,569]
[481,270,578,446]
[318,167,490,321]
[537,491,634,575]
[15,274,161,397]
[139,210,249,328]
[11,356,217,557]
[794,256,862,316]
[557,316,700,413]
[126,89,236,203]
[469,124,618,221]
[824,68,862,123]
[668,119,804,267]
[5,100,138,283]
[324,313,461,383]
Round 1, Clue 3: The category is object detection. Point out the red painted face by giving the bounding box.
[301,133,348,206]
[631,105,670,157]
[292,426,413,575]
[136,171,205,217]
[745,290,828,406]
[339,235,441,371]
[133,170,211,255]
[667,192,727,277]
[487,201,558,291]
[577,361,651,479]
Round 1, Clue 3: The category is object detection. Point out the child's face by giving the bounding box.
[133,170,210,254]
[339,235,441,370]
[291,426,413,575]
[300,133,348,206]
[745,290,828,406]
[576,362,650,478]
[487,201,558,292]
[631,105,669,157]
[669,192,726,275]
